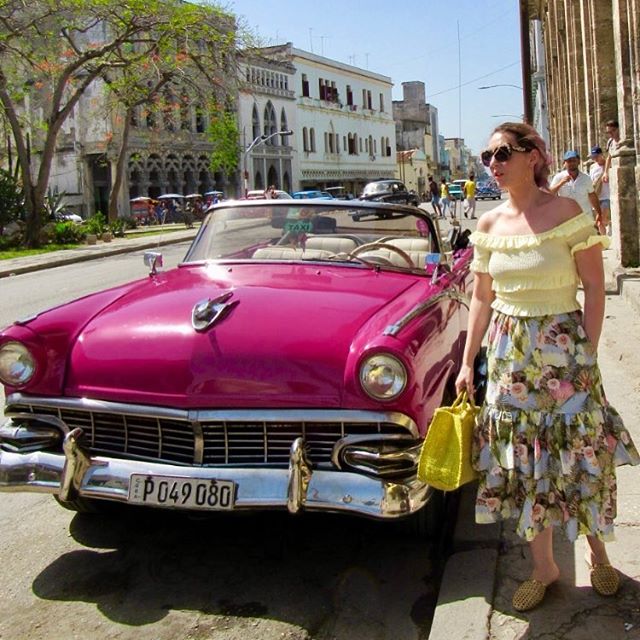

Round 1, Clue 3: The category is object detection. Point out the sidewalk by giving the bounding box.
[429,247,640,640]
[0,225,199,278]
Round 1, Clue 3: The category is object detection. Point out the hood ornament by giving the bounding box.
[192,291,239,332]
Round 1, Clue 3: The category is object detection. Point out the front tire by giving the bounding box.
[54,495,111,514]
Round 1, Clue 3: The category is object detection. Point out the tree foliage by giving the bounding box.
[0,0,245,244]
[0,168,23,231]
[208,106,240,175]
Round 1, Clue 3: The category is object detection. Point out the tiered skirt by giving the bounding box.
[474,310,639,541]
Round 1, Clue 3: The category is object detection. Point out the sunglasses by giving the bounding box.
[481,143,532,167]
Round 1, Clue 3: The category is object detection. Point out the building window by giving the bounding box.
[346,85,353,106]
[310,128,316,152]
[303,127,309,152]
[319,78,326,100]
[362,89,367,108]
[264,101,277,142]
[335,133,340,153]
[365,138,369,153]
[302,73,309,97]
[252,105,260,140]
[359,137,363,153]
[367,90,372,110]
[324,131,328,153]
[280,108,289,145]
[379,93,384,112]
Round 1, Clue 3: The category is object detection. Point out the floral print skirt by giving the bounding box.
[474,310,639,542]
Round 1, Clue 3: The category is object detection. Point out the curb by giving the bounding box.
[428,484,501,640]
[0,230,198,279]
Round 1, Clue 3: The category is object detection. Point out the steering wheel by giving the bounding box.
[349,242,416,268]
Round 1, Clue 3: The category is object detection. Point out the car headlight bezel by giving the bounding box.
[359,353,408,401]
[0,341,37,387]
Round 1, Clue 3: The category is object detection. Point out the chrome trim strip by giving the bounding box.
[383,290,470,337]
[5,394,419,438]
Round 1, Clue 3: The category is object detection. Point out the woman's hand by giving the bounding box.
[455,364,475,396]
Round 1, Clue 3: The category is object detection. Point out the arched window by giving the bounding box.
[264,101,277,143]
[280,108,289,145]
[252,105,260,140]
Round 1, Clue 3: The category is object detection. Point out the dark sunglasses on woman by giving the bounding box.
[481,142,532,167]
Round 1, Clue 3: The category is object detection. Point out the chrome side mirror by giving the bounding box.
[144,251,164,276]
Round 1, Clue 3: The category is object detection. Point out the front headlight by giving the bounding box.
[359,354,407,400]
[0,341,37,386]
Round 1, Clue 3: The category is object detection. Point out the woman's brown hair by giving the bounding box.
[491,122,551,188]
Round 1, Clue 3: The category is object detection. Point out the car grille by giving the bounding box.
[5,400,414,469]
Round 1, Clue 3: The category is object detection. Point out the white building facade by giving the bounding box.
[257,44,396,195]
[237,52,297,196]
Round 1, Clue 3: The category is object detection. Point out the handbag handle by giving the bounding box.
[451,389,477,410]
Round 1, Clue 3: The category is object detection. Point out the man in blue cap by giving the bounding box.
[549,150,604,233]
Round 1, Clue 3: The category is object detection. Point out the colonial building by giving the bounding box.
[392,81,441,191]
[527,0,640,267]
[237,51,296,195]
[260,43,396,195]
[395,149,428,198]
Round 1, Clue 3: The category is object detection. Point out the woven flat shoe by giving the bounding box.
[512,579,548,612]
[588,562,620,596]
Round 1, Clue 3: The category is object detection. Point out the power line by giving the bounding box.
[428,61,521,98]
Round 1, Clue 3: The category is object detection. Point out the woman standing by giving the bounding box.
[456,122,639,612]
[440,178,451,219]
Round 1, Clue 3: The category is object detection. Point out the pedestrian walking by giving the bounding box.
[429,175,442,217]
[602,119,620,186]
[439,178,451,218]
[456,121,639,613]
[463,173,477,219]
[589,146,611,235]
[549,150,605,234]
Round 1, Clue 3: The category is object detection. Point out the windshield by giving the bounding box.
[183,201,443,274]
[362,182,394,195]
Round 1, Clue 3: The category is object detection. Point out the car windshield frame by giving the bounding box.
[181,200,447,276]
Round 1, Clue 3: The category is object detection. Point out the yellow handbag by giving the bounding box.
[417,391,480,491]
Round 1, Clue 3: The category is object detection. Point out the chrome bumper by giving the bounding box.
[0,430,431,519]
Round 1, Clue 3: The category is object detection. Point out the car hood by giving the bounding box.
[63,263,419,408]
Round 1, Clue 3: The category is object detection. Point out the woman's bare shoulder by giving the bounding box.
[476,204,507,232]
[542,191,582,224]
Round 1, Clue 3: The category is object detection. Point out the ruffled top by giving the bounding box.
[470,213,610,317]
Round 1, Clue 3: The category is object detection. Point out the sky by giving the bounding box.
[227,0,524,155]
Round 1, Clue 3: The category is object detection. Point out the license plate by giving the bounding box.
[128,474,236,510]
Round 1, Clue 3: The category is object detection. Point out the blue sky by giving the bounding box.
[228,0,524,154]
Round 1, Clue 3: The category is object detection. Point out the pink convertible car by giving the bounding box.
[0,201,474,531]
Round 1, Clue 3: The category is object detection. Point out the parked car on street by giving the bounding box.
[53,210,83,224]
[324,186,354,200]
[359,180,420,207]
[0,200,477,533]
[292,190,334,200]
[246,189,293,200]
[475,185,502,200]
[446,184,464,201]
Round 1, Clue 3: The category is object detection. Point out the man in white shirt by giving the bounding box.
[549,150,604,233]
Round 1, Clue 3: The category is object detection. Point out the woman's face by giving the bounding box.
[484,132,534,189]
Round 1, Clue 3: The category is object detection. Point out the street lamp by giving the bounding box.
[243,129,293,197]
[478,84,523,90]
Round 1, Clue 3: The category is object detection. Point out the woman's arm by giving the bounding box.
[574,245,606,348]
[455,272,495,395]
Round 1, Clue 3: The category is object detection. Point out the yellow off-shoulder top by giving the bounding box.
[469,213,610,317]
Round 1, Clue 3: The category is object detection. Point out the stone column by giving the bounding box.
[610,0,640,266]
[586,0,617,143]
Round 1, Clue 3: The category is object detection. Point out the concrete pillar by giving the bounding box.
[586,0,617,143]
[611,0,640,266]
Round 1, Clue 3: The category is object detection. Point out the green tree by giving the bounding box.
[208,106,240,176]
[0,0,244,244]
[0,168,23,231]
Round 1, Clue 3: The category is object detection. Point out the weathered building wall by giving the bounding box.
[530,0,640,266]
